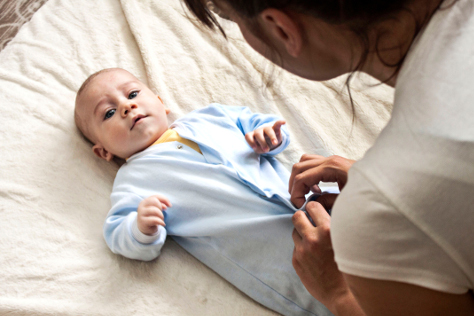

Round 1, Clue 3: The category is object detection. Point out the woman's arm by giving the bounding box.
[292,201,365,316]
[292,198,474,316]
[344,274,474,316]
[290,154,474,315]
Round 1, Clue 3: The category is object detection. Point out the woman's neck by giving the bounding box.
[360,0,444,87]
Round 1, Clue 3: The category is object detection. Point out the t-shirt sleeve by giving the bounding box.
[330,166,470,294]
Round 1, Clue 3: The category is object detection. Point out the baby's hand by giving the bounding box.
[137,194,172,236]
[245,120,286,154]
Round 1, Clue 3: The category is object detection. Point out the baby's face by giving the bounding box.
[76,69,170,160]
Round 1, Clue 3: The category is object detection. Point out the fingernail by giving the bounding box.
[272,139,277,145]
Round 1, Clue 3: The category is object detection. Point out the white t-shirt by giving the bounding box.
[331,0,474,294]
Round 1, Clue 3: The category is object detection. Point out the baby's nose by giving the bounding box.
[121,105,130,117]
[121,103,137,116]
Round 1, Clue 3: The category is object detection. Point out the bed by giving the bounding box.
[0,0,393,315]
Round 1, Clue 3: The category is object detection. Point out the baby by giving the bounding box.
[75,68,332,316]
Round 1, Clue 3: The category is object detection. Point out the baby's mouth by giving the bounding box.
[131,115,147,130]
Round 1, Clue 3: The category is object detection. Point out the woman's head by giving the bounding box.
[184,0,442,83]
[188,0,409,30]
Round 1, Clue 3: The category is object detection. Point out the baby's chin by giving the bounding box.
[122,129,167,159]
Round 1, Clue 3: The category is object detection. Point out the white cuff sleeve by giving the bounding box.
[131,217,163,244]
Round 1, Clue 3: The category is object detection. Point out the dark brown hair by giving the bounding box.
[182,0,446,119]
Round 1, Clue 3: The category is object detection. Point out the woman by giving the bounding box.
[182,0,474,315]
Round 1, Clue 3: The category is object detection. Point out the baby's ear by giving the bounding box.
[92,144,114,161]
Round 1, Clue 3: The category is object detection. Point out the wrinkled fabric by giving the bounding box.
[105,104,332,316]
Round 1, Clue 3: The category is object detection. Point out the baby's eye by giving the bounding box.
[128,91,138,99]
[104,109,116,120]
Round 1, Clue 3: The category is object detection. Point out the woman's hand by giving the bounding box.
[292,201,364,315]
[289,154,355,208]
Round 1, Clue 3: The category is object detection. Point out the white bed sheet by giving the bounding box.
[0,0,393,315]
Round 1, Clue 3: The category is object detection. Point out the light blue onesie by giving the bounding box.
[104,104,333,316]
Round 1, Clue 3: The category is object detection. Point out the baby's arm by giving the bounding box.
[212,104,290,155]
[103,191,169,261]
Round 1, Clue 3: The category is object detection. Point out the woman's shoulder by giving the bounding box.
[395,0,474,127]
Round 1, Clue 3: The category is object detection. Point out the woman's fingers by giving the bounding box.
[289,155,354,208]
[299,154,326,162]
[291,201,347,306]
[310,184,322,194]
[305,201,331,228]
[292,202,330,242]
[290,165,329,208]
[292,210,314,242]
[289,155,326,193]
[316,193,338,211]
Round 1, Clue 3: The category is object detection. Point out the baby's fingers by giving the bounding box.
[245,131,258,150]
[273,120,286,133]
[263,126,279,147]
[246,130,268,153]
[154,194,172,208]
[269,120,286,146]
[142,216,166,228]
[142,206,165,220]
[147,195,171,210]
[254,128,270,152]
